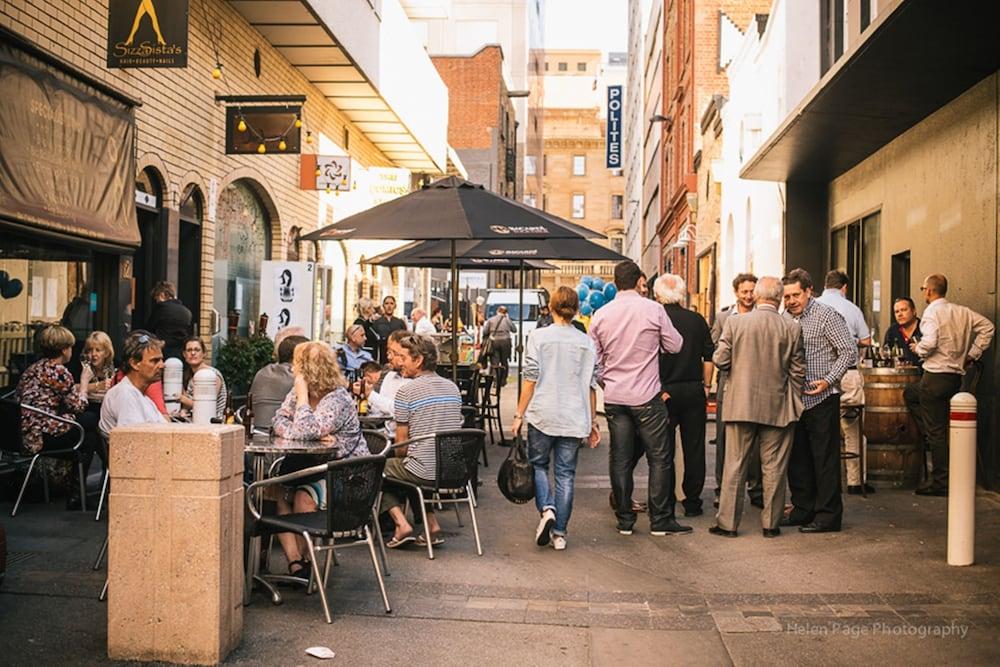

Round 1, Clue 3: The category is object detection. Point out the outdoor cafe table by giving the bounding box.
[244,433,342,605]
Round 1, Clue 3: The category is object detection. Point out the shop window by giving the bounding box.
[178,184,203,333]
[831,211,881,335]
[611,194,623,220]
[213,180,272,341]
[891,250,911,303]
[572,194,585,219]
[287,226,302,261]
[133,167,167,330]
[573,155,586,176]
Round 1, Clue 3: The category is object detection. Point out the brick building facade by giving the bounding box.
[0,0,430,365]
[657,0,770,301]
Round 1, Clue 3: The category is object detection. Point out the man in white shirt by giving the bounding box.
[100,331,168,436]
[904,274,995,496]
[411,308,437,336]
[816,270,873,495]
[358,330,412,439]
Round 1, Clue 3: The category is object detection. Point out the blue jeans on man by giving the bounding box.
[527,424,581,535]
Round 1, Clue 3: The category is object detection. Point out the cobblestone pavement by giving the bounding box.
[2,387,999,665]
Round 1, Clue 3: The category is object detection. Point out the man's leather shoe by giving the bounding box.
[684,506,704,517]
[779,513,812,527]
[799,522,841,533]
[651,520,693,535]
[708,525,737,538]
[762,528,780,538]
[915,486,948,497]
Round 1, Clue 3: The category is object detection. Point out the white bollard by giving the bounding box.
[191,368,218,425]
[162,358,183,414]
[947,392,977,566]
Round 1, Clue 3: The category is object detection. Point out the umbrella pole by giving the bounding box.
[517,259,524,402]
[451,239,458,384]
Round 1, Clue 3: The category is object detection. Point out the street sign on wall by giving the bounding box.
[606,85,623,169]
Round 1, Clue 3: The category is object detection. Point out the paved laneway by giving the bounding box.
[2,388,999,665]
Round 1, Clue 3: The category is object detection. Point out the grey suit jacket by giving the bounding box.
[713,305,806,427]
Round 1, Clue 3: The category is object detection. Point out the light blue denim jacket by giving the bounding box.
[523,323,599,438]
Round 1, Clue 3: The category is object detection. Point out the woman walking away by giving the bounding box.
[511,287,600,551]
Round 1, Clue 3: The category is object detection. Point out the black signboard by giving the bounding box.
[107,0,189,69]
[225,106,302,155]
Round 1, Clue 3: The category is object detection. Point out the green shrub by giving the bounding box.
[215,333,274,396]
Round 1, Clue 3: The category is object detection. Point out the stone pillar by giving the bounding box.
[107,424,244,665]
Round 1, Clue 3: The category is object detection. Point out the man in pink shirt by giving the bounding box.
[589,261,688,536]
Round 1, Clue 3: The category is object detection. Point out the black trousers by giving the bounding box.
[39,410,100,492]
[903,371,962,489]
[715,373,763,501]
[664,381,706,511]
[605,397,675,530]
[788,394,843,527]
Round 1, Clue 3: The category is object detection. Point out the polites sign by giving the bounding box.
[107,0,189,69]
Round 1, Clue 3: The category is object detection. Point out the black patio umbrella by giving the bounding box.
[301,177,604,381]
[385,237,630,399]
[364,241,559,271]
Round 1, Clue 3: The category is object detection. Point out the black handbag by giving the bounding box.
[497,433,535,504]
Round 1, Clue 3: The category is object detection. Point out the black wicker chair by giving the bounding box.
[0,398,87,516]
[386,428,485,560]
[246,455,390,624]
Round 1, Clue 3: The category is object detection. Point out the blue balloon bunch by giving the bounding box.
[575,276,618,315]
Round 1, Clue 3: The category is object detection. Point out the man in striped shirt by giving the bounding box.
[781,269,856,533]
[379,334,463,547]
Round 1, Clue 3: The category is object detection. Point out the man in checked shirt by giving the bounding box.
[780,269,857,533]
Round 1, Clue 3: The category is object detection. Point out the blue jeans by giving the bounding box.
[527,424,581,535]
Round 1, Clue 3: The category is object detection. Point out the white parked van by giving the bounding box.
[483,288,547,365]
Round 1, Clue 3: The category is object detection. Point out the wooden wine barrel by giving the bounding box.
[861,367,924,488]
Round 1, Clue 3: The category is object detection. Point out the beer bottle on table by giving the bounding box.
[358,378,369,415]
[244,393,254,439]
[224,394,236,424]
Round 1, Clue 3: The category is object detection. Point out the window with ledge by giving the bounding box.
[610,236,623,255]
[558,62,568,71]
[577,62,587,72]
[572,155,586,176]
[524,194,537,208]
[610,194,623,220]
[525,155,536,175]
[572,194,585,219]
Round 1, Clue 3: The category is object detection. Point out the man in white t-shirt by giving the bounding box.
[100,331,168,436]
[411,308,437,335]
[359,330,412,438]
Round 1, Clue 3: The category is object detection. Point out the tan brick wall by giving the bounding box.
[537,107,624,294]
[1,0,394,344]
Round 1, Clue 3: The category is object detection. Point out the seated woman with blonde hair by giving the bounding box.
[270,341,370,580]
[81,331,116,395]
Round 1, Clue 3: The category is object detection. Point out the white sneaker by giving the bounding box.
[551,534,567,550]
[536,508,556,546]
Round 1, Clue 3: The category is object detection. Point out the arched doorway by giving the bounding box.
[213,180,273,341]
[178,184,204,333]
[133,167,167,329]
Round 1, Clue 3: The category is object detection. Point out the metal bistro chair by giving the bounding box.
[246,455,391,624]
[94,432,111,520]
[0,398,88,516]
[386,429,485,560]
[477,374,507,446]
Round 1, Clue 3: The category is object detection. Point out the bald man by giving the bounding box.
[904,274,994,496]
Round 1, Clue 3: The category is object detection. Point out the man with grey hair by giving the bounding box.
[710,277,805,537]
[655,273,714,517]
[337,323,374,375]
[411,307,437,335]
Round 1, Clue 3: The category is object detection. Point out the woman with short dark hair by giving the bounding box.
[15,325,100,509]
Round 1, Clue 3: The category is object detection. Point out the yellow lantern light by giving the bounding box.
[211,64,222,79]
[257,143,266,154]
[237,119,247,132]
[278,139,287,151]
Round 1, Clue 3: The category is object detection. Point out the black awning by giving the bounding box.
[742,0,1000,183]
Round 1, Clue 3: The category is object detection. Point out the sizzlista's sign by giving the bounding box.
[107,0,189,68]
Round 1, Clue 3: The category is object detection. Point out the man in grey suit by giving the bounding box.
[710,273,764,509]
[710,277,806,538]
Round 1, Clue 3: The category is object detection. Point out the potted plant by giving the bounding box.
[215,332,274,400]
